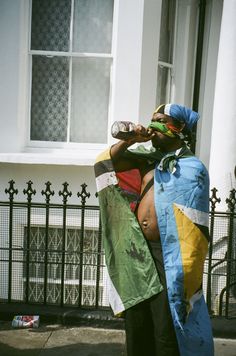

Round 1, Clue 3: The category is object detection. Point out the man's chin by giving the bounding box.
[151,138,161,148]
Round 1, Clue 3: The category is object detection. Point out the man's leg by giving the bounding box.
[148,240,180,356]
[125,298,156,356]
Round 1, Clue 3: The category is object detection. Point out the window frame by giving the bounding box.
[156,0,178,106]
[28,0,115,149]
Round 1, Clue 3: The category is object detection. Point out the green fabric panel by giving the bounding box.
[122,144,194,173]
[98,184,163,310]
[122,144,164,162]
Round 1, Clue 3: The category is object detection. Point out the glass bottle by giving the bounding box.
[111,121,136,140]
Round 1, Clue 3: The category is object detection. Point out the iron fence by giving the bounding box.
[206,188,236,318]
[0,180,235,318]
[0,180,107,310]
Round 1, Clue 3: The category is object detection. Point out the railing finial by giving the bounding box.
[5,180,18,202]
[77,183,90,205]
[41,181,55,203]
[59,182,72,204]
[210,187,221,211]
[226,188,236,212]
[23,180,36,203]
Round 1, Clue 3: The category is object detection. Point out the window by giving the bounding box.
[23,226,108,306]
[156,0,176,105]
[29,0,114,145]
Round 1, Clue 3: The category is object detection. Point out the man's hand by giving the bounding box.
[110,125,155,171]
[132,124,155,143]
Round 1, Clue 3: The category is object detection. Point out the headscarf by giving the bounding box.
[153,103,199,131]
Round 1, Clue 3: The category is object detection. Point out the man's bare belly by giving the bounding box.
[136,169,160,241]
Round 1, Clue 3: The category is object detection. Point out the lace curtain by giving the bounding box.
[30,0,113,143]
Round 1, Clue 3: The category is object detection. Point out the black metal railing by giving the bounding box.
[0,180,236,318]
[206,187,236,318]
[1,180,105,310]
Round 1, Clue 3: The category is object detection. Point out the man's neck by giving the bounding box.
[160,141,184,154]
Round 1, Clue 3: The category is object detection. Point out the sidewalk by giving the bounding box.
[1,303,236,338]
[0,322,125,356]
[0,321,236,356]
[0,304,236,355]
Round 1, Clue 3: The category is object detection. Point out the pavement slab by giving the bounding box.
[214,338,236,356]
[1,321,236,356]
[0,322,53,356]
[41,326,126,356]
[0,322,126,356]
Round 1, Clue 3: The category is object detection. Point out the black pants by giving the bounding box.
[125,240,180,356]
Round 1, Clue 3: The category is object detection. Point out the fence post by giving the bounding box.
[77,183,90,307]
[23,181,36,303]
[5,180,18,303]
[59,182,72,307]
[42,182,54,305]
[207,187,221,313]
[95,212,102,308]
[225,188,236,317]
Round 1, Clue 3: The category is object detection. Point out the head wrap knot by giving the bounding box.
[154,103,199,131]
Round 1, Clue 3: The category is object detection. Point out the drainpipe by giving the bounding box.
[191,0,206,153]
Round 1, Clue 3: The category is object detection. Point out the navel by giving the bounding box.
[141,220,148,228]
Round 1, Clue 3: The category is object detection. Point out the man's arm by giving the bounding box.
[110,124,154,172]
[110,139,139,172]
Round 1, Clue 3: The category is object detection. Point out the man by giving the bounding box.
[94,104,214,356]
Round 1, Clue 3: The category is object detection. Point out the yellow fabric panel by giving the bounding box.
[173,204,208,302]
[95,148,111,163]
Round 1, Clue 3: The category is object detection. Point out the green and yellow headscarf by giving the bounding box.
[148,103,199,138]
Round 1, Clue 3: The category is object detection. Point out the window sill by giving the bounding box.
[0,149,106,166]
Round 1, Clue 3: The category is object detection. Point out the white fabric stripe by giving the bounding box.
[189,289,203,310]
[96,171,118,192]
[174,203,209,227]
[164,103,171,116]
[106,271,125,315]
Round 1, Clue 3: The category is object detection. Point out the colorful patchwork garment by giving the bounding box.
[94,145,214,356]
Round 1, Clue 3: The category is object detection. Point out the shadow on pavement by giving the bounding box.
[0,341,126,356]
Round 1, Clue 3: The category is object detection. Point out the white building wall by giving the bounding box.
[196,0,223,169]
[0,0,163,202]
[0,163,98,205]
[138,0,162,127]
[0,0,234,208]
[110,0,144,129]
[208,0,236,209]
[0,0,24,152]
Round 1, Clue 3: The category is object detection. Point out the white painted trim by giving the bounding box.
[196,0,223,169]
[158,61,174,69]
[173,0,199,105]
[0,151,102,166]
[29,50,113,58]
[28,0,114,148]
[26,141,107,150]
[29,212,99,229]
[18,0,31,151]
[106,0,118,145]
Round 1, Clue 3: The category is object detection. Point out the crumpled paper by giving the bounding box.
[12,315,40,328]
